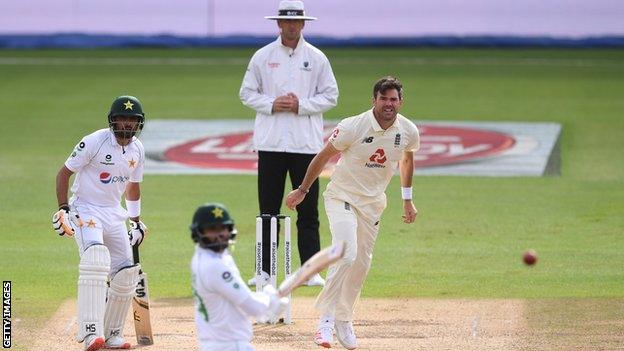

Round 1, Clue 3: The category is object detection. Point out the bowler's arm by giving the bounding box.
[285,142,340,210]
[399,151,417,223]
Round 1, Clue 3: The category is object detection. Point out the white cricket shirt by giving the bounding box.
[191,247,255,343]
[65,129,144,207]
[325,109,420,200]
[239,36,339,154]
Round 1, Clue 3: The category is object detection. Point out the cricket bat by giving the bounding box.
[132,245,154,345]
[277,241,346,297]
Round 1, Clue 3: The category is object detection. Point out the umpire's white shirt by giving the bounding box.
[65,129,144,207]
[192,247,254,344]
[239,36,339,154]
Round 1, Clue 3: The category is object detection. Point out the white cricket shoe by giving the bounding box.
[335,320,357,350]
[314,326,334,348]
[104,336,131,349]
[247,271,270,287]
[305,273,326,287]
[314,315,334,348]
[84,335,105,351]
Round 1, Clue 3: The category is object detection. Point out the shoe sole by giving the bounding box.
[315,340,331,348]
[86,337,105,351]
[337,338,357,350]
[338,341,356,350]
[103,343,131,350]
[336,331,357,350]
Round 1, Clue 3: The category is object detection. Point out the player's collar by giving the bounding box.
[368,109,399,132]
[277,35,306,54]
[108,129,135,147]
[197,245,226,257]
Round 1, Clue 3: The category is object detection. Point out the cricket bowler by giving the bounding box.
[286,76,420,349]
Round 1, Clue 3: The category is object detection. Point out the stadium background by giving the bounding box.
[1,1,623,350]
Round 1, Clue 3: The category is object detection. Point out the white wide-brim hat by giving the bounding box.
[265,0,317,20]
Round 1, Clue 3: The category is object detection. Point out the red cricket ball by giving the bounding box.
[523,250,538,266]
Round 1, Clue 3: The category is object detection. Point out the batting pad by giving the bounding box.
[77,244,110,342]
[104,264,140,341]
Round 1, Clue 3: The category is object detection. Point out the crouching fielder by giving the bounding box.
[190,203,289,351]
[52,96,148,351]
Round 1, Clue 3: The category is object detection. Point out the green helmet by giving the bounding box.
[108,95,145,138]
[190,203,237,251]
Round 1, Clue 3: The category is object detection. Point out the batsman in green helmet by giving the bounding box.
[52,95,148,350]
[189,203,289,351]
[108,95,145,140]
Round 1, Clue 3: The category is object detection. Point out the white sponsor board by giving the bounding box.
[141,120,560,177]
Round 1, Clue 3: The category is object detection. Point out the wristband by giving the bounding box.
[298,185,309,194]
[401,187,412,200]
[126,199,141,218]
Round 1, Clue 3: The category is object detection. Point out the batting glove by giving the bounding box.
[52,206,82,237]
[128,220,148,246]
[260,285,289,324]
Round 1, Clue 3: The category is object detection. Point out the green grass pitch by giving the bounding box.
[0,48,623,344]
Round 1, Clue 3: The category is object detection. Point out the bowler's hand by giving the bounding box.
[402,200,417,223]
[285,188,306,210]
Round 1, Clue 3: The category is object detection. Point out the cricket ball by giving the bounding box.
[523,250,537,266]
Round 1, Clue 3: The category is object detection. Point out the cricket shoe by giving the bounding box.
[247,271,270,287]
[335,320,357,350]
[314,315,335,348]
[104,336,131,349]
[314,326,334,348]
[305,273,326,287]
[84,335,105,351]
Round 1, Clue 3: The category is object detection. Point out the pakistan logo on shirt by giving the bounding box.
[100,154,115,166]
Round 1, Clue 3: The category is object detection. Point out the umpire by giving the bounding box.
[239,0,339,287]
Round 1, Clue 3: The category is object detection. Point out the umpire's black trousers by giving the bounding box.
[258,151,320,274]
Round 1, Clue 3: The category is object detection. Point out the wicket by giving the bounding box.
[255,214,292,324]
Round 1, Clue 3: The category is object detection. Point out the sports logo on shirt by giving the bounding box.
[362,136,374,143]
[394,133,401,147]
[222,271,233,282]
[268,62,280,68]
[100,154,115,166]
[301,61,312,71]
[100,172,112,184]
[365,149,387,168]
[329,128,340,142]
[72,141,86,157]
[99,172,129,184]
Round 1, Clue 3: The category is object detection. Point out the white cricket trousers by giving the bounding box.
[71,199,133,277]
[315,196,385,321]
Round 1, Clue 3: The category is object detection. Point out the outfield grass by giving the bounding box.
[1,48,623,336]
